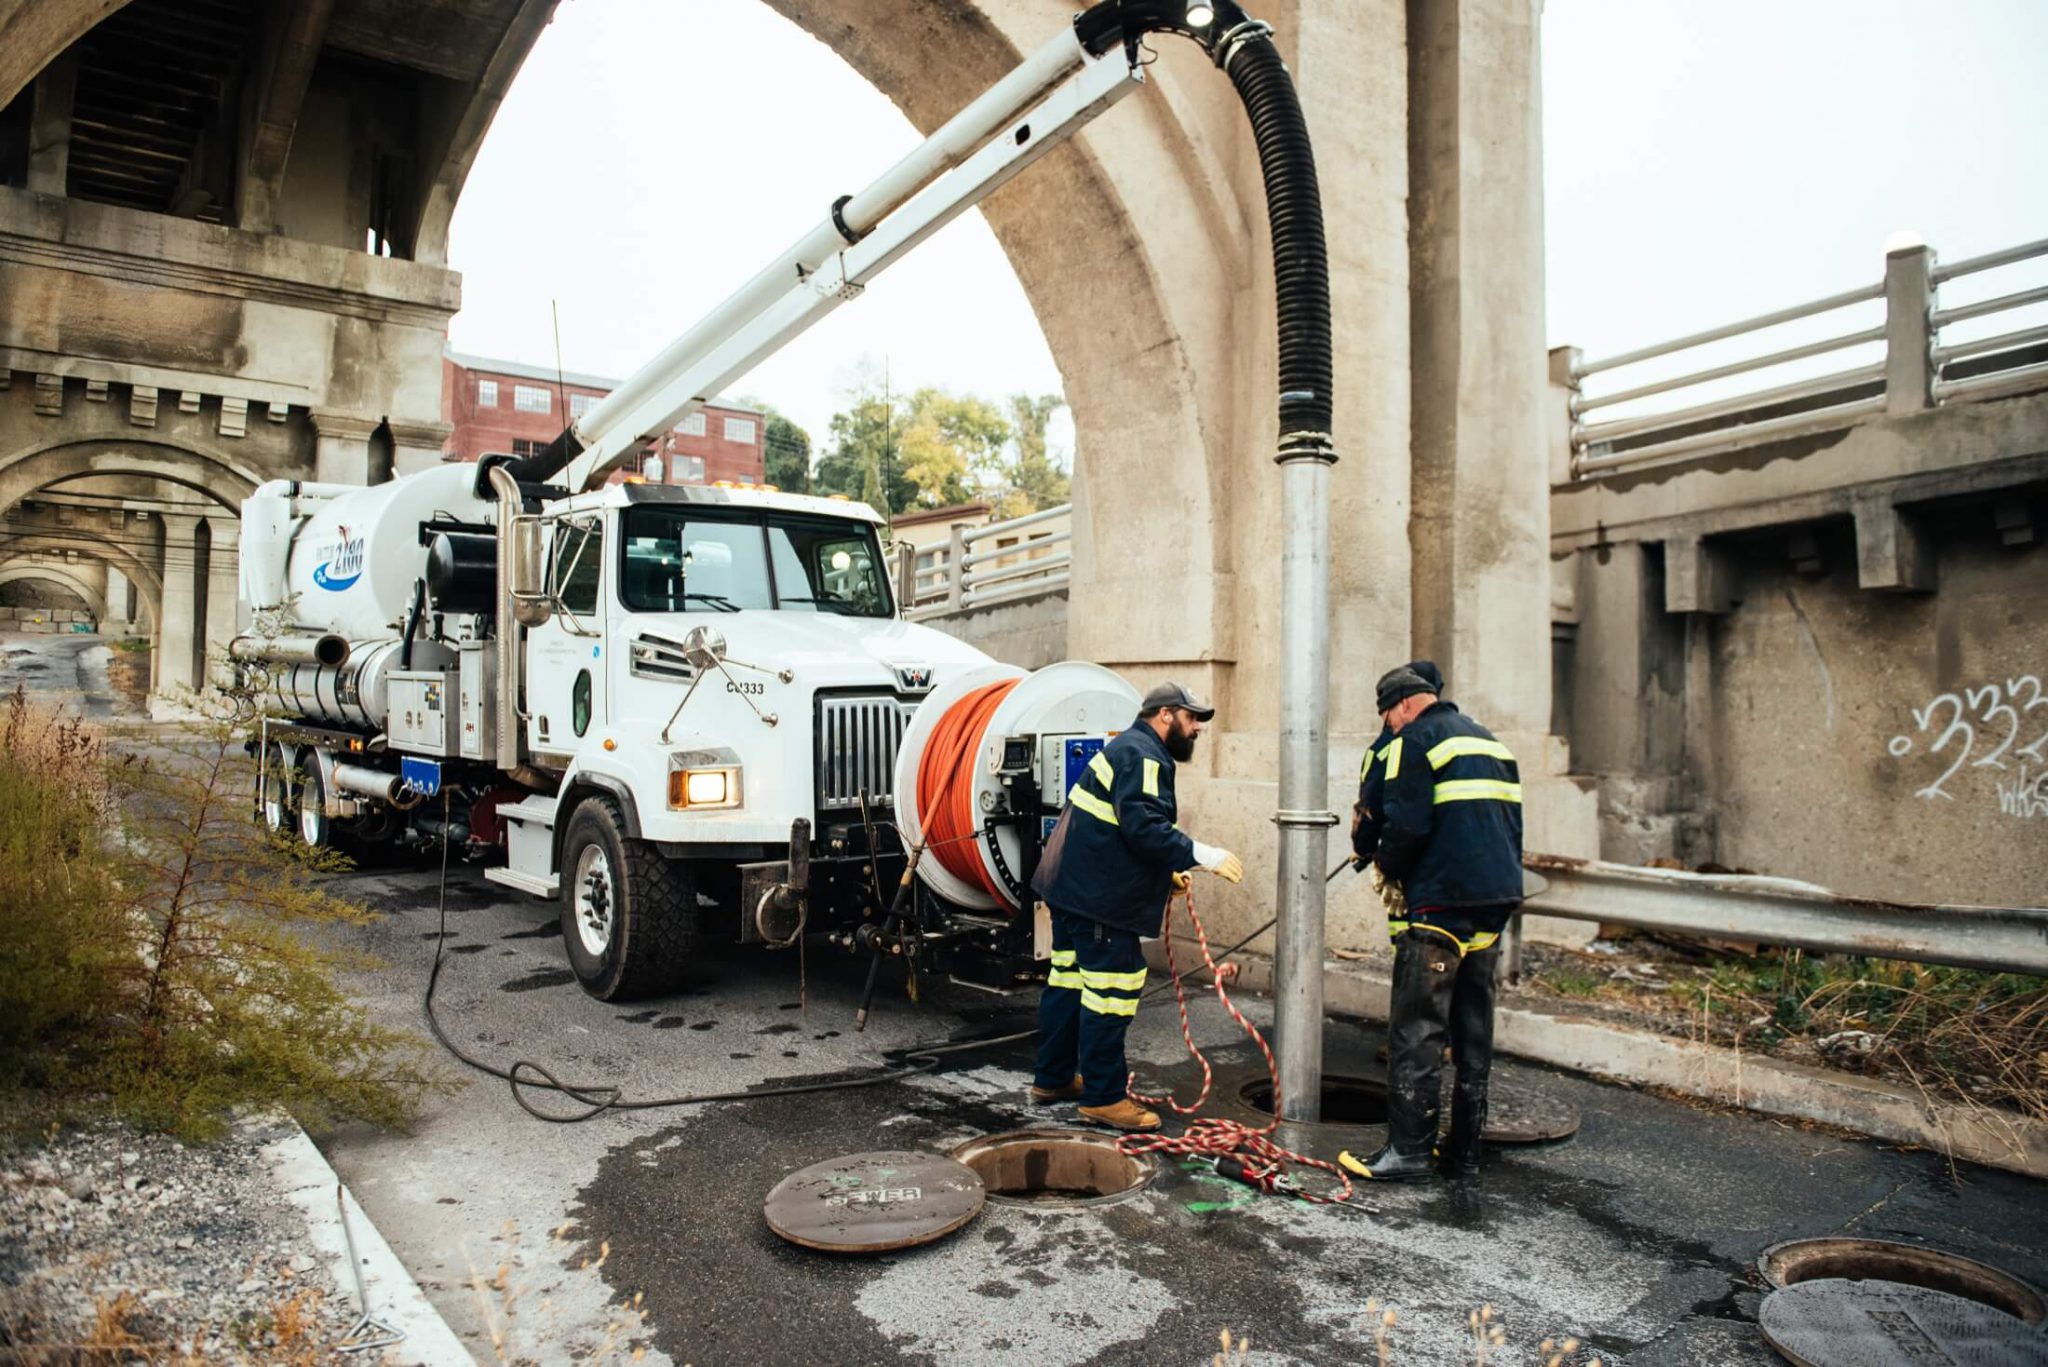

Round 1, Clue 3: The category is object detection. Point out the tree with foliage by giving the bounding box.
[994,392,1071,518]
[815,374,1018,517]
[755,404,813,493]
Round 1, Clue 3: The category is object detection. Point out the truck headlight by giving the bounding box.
[669,764,741,809]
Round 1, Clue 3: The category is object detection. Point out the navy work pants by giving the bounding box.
[1034,907,1148,1107]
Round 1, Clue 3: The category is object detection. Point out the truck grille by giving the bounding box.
[816,693,919,811]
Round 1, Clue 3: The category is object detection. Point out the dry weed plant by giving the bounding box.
[458,1219,652,1364]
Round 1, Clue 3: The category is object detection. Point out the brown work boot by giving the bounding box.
[1077,1099,1161,1132]
[1029,1075,1084,1103]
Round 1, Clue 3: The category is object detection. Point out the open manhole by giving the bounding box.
[948,1129,1155,1209]
[1760,1238,2046,1324]
[1239,1073,1390,1125]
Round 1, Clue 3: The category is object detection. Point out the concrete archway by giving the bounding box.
[0,561,110,620]
[0,531,162,616]
[0,0,133,109]
[0,438,261,520]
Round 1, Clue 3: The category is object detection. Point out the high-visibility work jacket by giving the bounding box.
[1374,701,1524,914]
[1030,721,1197,937]
[1351,721,1397,862]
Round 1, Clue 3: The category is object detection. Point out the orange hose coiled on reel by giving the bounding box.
[916,679,1019,904]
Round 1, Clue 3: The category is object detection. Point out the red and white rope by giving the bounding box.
[1116,886,1354,1205]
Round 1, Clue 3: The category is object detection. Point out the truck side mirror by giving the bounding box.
[509,518,551,626]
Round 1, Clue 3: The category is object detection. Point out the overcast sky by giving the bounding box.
[446,0,2048,458]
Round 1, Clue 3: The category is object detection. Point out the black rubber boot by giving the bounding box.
[1341,932,1458,1182]
[1438,945,1501,1178]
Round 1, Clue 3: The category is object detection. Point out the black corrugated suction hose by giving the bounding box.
[1072,0,1333,452]
[1218,26,1334,451]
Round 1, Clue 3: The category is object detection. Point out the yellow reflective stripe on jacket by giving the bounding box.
[1080,989,1140,1017]
[1382,736,1404,781]
[1425,736,1517,769]
[1069,787,1118,825]
[1142,758,1160,797]
[1048,968,1085,989]
[1432,778,1523,805]
[1088,751,1115,788]
[1079,966,1148,992]
[1049,949,1077,967]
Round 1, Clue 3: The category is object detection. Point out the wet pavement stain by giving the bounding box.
[616,1010,660,1024]
[502,921,561,940]
[500,968,576,993]
[756,1023,799,1036]
[688,1020,716,1031]
[450,945,487,955]
[729,1052,755,1060]
[653,1017,687,1030]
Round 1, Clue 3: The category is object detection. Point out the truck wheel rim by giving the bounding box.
[298,787,322,845]
[574,845,614,957]
[264,794,285,830]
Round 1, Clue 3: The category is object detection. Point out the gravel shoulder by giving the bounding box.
[1,1113,375,1362]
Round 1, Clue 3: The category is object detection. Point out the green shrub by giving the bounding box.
[0,688,443,1141]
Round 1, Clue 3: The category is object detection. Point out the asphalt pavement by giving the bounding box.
[310,855,2048,1365]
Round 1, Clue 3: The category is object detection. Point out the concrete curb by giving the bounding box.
[1150,946,2048,1180]
[256,1121,475,1365]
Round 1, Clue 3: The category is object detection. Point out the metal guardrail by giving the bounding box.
[1556,234,2048,480]
[894,502,1073,619]
[1522,854,2048,977]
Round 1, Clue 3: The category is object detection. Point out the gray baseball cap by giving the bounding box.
[1140,681,1216,721]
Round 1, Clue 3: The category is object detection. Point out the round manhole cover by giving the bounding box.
[764,1150,984,1253]
[1760,1239,2045,1325]
[1759,1279,2048,1366]
[949,1128,1155,1209]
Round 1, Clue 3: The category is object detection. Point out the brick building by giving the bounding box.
[441,349,767,485]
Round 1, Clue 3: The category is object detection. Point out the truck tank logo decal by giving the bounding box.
[312,526,365,590]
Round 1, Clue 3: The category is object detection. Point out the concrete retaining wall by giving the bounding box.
[921,589,1069,671]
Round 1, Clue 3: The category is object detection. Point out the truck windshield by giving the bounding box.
[619,507,891,617]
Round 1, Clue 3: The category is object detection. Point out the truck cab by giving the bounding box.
[486,480,996,997]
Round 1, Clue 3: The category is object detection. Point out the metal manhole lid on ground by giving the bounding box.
[764,1150,985,1254]
[1759,1279,2048,1366]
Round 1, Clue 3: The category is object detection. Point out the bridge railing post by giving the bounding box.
[1883,242,1935,415]
[946,523,968,612]
[1549,345,1582,484]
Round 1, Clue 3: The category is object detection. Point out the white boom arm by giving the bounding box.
[558,30,1142,492]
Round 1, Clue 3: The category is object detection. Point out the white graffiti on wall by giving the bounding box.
[1887,675,2048,811]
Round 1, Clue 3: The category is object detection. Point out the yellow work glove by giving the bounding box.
[1369,861,1407,917]
[1171,870,1193,892]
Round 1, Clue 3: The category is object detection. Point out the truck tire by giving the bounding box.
[558,796,695,1000]
[295,761,332,849]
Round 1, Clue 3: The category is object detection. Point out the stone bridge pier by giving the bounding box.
[5,0,1595,939]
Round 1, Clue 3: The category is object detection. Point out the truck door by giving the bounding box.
[526,513,608,757]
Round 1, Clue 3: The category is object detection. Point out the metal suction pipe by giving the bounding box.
[228,633,350,668]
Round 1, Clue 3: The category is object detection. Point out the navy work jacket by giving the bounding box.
[1031,721,1197,938]
[1374,701,1525,912]
[1351,721,1397,861]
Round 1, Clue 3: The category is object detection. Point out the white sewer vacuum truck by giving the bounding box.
[236,0,1334,1010]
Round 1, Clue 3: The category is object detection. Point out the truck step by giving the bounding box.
[500,794,560,828]
[485,865,559,898]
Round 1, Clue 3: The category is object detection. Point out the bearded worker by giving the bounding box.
[1028,682,1246,1131]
